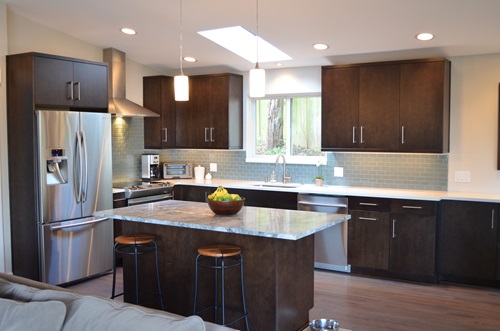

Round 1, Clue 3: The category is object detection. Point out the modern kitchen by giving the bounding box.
[1,1,500,331]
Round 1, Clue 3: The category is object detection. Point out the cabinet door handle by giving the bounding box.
[204,128,209,142]
[492,209,495,229]
[162,128,168,142]
[210,127,215,142]
[358,216,377,221]
[74,81,81,100]
[352,126,357,144]
[360,126,365,144]
[392,219,397,238]
[359,202,378,206]
[401,126,406,144]
[68,81,74,100]
[402,205,423,209]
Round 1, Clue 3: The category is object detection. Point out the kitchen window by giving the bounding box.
[246,95,325,165]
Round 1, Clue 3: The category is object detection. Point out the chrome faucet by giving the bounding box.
[274,154,292,184]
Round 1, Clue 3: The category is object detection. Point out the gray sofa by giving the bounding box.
[0,273,236,331]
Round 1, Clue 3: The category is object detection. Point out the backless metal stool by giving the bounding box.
[111,234,164,310]
[193,244,249,330]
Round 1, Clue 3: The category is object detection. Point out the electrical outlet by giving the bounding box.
[210,163,217,172]
[334,167,344,177]
[454,171,471,183]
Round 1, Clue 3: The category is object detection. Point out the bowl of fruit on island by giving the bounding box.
[207,186,245,215]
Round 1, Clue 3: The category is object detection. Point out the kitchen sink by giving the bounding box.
[253,182,302,188]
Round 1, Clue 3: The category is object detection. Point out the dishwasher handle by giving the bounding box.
[298,201,347,209]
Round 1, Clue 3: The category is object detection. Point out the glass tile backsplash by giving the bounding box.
[112,118,448,191]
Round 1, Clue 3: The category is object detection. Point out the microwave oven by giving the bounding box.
[163,162,193,179]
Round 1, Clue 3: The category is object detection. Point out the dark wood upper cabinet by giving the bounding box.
[175,73,243,149]
[359,64,400,151]
[321,66,359,150]
[400,60,451,152]
[143,76,176,149]
[321,58,450,153]
[32,54,108,109]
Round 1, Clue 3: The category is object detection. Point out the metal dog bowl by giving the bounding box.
[309,318,340,331]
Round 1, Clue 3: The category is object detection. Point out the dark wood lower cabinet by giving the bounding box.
[439,200,499,286]
[348,198,437,283]
[174,185,298,210]
[348,210,390,270]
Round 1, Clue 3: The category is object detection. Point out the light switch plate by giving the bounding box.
[210,163,217,172]
[334,167,344,177]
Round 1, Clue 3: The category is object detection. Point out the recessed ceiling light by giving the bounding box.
[183,56,197,63]
[416,33,434,41]
[313,43,329,50]
[121,27,136,35]
[198,26,292,63]
[275,62,283,67]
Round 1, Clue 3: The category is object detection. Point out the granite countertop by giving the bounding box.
[152,178,500,203]
[94,199,349,240]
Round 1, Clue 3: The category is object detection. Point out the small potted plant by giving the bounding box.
[314,159,324,186]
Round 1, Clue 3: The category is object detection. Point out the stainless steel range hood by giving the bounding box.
[103,48,159,117]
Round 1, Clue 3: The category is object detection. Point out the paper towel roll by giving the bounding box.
[194,166,205,181]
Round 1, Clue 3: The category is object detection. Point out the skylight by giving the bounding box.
[198,26,292,63]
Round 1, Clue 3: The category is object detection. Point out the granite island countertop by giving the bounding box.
[94,199,349,240]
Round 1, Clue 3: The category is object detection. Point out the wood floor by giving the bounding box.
[66,268,500,331]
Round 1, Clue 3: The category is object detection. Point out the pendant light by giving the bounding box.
[175,0,189,101]
[249,0,265,97]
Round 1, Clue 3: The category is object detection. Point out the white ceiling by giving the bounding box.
[4,0,500,75]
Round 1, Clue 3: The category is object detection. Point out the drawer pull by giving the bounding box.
[359,202,378,206]
[358,217,377,221]
[402,205,423,209]
[392,219,397,238]
[352,126,357,144]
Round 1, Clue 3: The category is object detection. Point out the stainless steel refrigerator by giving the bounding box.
[36,110,113,285]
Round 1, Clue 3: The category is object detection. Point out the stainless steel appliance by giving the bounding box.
[298,194,350,273]
[37,110,113,285]
[142,154,161,181]
[163,162,193,179]
[123,182,174,206]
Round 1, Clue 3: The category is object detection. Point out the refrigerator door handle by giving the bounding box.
[75,131,83,203]
[50,217,109,230]
[80,129,89,202]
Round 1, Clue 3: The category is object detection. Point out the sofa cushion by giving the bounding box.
[62,296,206,331]
[0,297,66,331]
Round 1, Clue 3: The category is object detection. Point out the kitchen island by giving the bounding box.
[94,200,349,331]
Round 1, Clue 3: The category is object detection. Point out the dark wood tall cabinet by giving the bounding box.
[6,52,108,281]
[322,58,450,153]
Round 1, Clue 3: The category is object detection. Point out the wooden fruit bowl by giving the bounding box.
[207,199,245,215]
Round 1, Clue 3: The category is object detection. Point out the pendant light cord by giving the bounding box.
[255,0,259,68]
[179,0,184,75]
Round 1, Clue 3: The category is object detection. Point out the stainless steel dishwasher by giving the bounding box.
[297,194,350,273]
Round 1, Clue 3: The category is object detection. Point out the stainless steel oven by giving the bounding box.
[121,182,174,206]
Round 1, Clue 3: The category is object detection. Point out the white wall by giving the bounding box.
[448,53,500,193]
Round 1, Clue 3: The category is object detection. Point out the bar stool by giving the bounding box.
[111,234,164,310]
[193,244,249,330]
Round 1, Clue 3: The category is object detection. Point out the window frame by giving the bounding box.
[245,93,326,165]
